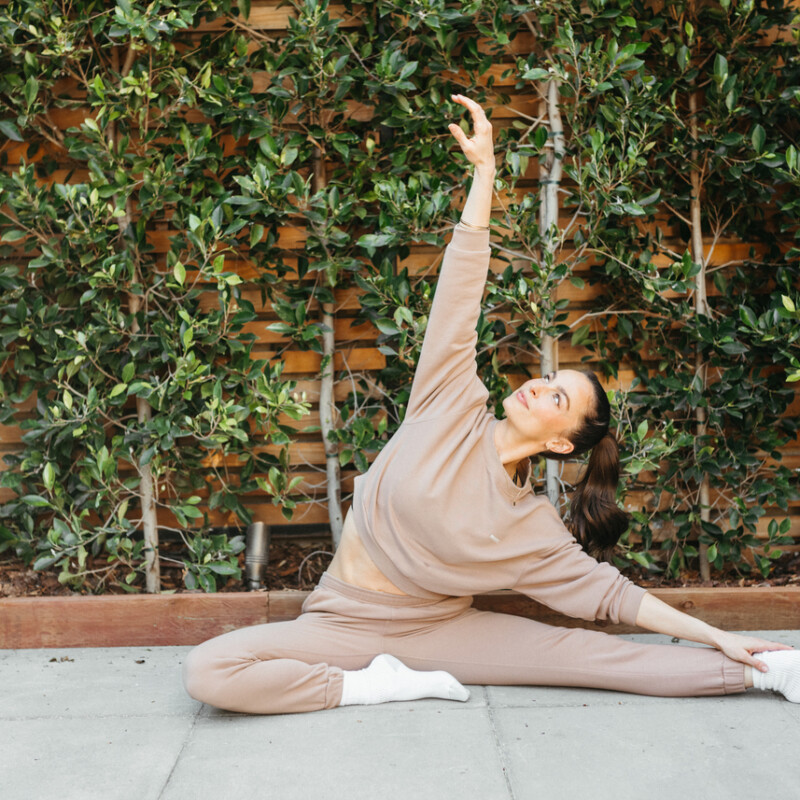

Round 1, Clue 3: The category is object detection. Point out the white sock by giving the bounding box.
[339,654,470,706]
[752,651,800,702]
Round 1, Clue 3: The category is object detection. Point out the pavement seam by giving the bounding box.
[155,703,202,800]
[485,688,517,800]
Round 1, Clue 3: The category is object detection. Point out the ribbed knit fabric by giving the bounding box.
[351,222,646,626]
[339,654,470,706]
[752,651,800,702]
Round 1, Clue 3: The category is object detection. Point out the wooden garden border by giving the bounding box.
[1,587,797,649]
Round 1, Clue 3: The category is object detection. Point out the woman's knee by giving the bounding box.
[182,641,225,705]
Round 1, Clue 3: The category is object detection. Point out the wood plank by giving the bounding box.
[0,593,268,648]
[267,590,311,623]
[2,586,796,648]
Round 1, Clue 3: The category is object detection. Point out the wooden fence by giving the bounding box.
[1,0,798,557]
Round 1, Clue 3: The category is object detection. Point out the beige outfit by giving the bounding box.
[183,223,745,714]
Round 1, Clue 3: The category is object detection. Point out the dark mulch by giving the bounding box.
[0,539,335,597]
[1,542,798,597]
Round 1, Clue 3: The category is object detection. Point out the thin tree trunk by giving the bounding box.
[312,144,344,547]
[539,81,564,509]
[111,45,160,592]
[689,90,711,583]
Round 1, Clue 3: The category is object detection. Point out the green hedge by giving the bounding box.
[1,0,798,592]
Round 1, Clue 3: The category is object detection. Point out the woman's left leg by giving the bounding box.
[386,606,745,698]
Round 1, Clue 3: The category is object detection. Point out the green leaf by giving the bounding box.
[207,561,239,575]
[1,230,26,242]
[43,462,55,492]
[109,383,128,398]
[706,543,718,562]
[237,0,251,19]
[713,54,727,81]
[636,420,648,441]
[782,295,796,313]
[522,67,550,81]
[374,318,400,335]
[250,224,264,249]
[398,61,418,80]
[22,495,52,507]
[738,306,757,327]
[0,120,23,141]
[570,324,590,347]
[181,505,204,519]
[24,77,39,111]
[34,554,60,571]
[173,261,186,285]
[751,124,766,153]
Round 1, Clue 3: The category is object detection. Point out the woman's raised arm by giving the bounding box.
[402,96,496,421]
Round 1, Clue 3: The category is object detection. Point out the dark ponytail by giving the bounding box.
[542,372,629,562]
[568,433,629,562]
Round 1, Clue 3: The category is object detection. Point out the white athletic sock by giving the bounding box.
[339,654,470,706]
[752,651,800,702]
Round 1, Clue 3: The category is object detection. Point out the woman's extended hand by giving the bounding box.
[448,94,495,174]
[713,631,794,673]
[634,591,794,676]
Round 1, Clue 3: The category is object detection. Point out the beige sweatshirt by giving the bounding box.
[351,223,646,626]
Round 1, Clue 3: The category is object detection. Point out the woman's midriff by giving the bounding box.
[327,509,408,595]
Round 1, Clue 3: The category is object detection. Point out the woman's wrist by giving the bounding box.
[473,164,496,179]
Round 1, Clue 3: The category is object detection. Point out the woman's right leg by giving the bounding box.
[182,580,389,714]
[388,605,746,697]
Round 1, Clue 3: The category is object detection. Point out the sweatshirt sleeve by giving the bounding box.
[512,521,647,627]
[404,223,492,422]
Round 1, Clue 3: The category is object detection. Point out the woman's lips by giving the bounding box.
[517,391,528,409]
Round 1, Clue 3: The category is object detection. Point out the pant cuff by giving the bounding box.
[325,667,344,709]
[722,656,747,695]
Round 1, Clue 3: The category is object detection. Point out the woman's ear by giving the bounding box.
[546,438,574,455]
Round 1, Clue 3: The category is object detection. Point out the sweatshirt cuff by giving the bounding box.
[451,222,491,249]
[619,583,648,627]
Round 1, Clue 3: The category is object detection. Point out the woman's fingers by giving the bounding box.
[447,121,468,147]
[449,93,494,169]
[452,93,488,124]
[720,634,794,672]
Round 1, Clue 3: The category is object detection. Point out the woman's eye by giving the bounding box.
[554,393,560,406]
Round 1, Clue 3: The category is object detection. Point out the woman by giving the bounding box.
[183,95,798,714]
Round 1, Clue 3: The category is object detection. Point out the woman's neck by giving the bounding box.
[494,418,542,469]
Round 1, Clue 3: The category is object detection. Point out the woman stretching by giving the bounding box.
[183,94,798,714]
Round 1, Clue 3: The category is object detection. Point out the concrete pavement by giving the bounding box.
[1,630,798,800]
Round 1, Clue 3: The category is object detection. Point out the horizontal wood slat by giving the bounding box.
[2,587,797,648]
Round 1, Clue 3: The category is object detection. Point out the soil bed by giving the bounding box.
[0,539,335,597]
[1,541,798,597]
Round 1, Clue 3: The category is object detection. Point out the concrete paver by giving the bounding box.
[0,646,194,719]
[0,716,196,800]
[0,631,797,800]
[494,699,795,800]
[162,701,508,800]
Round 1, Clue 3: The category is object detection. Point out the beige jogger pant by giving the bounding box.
[182,572,746,715]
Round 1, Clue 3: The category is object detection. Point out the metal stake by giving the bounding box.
[245,522,270,591]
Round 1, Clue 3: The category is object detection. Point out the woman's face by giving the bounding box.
[500,370,596,454]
